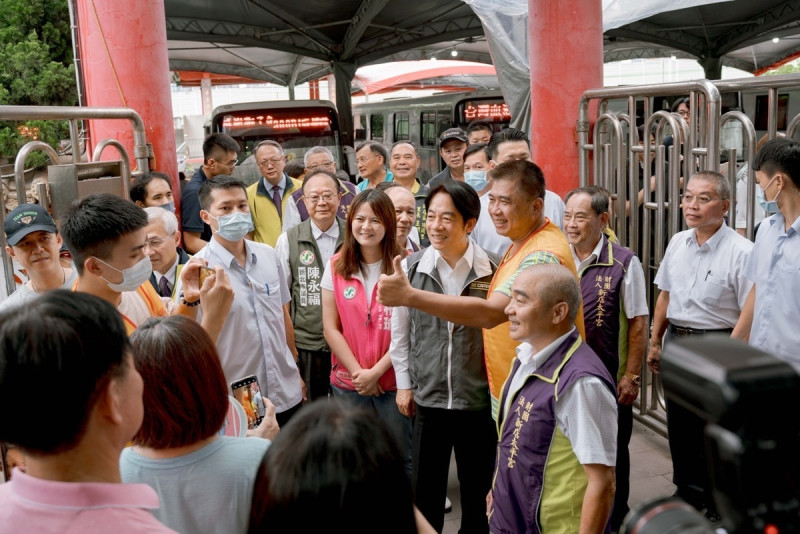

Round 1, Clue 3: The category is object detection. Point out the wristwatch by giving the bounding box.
[624,372,641,386]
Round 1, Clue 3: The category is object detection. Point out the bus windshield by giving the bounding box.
[212,104,342,184]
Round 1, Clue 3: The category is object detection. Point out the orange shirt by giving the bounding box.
[483,220,585,419]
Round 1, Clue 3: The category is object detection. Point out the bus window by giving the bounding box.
[355,113,366,141]
[421,112,437,147]
[394,112,409,141]
[370,114,384,142]
[436,109,452,137]
[212,104,341,185]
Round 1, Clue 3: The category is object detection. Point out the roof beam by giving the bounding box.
[606,21,708,58]
[715,0,800,55]
[168,60,288,85]
[341,0,390,60]
[165,28,330,61]
[288,55,306,87]
[244,0,336,55]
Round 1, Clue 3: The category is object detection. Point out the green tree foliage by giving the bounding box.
[766,60,800,76]
[0,0,77,167]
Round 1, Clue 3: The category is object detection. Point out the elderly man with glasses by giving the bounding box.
[275,169,346,401]
[143,207,191,299]
[245,140,303,247]
[282,146,359,230]
[648,170,753,524]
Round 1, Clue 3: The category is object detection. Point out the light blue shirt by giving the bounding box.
[744,213,800,370]
[176,237,302,412]
[120,436,270,534]
[357,170,393,190]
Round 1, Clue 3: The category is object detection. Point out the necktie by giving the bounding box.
[159,276,171,298]
[272,185,283,219]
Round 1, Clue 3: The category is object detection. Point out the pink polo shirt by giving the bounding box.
[0,469,176,534]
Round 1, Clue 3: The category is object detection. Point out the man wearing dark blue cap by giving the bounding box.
[1,204,77,311]
[428,128,468,189]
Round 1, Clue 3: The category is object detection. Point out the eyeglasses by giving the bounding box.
[307,161,335,171]
[144,237,168,249]
[217,159,238,169]
[676,110,690,118]
[305,193,338,205]
[356,155,378,164]
[257,157,284,168]
[682,193,719,206]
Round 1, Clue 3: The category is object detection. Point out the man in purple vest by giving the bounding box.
[564,186,649,531]
[487,263,617,534]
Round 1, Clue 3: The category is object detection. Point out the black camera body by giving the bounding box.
[632,336,800,533]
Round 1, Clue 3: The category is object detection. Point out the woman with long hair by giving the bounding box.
[321,189,411,465]
[121,316,279,534]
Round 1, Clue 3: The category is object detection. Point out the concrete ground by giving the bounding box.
[441,419,675,533]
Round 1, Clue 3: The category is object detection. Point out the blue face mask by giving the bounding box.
[160,201,176,213]
[210,212,254,242]
[757,176,780,214]
[464,170,488,191]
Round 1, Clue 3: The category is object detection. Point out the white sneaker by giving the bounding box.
[445,497,453,513]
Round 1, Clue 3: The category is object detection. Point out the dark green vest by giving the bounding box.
[287,218,345,350]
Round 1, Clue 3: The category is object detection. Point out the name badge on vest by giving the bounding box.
[469,281,490,292]
[299,250,315,265]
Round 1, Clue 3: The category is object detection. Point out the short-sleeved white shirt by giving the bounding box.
[654,224,753,329]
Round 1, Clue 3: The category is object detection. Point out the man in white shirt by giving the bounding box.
[275,170,345,400]
[143,207,190,299]
[648,171,753,522]
[181,175,305,427]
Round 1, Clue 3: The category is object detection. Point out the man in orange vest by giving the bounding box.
[60,193,232,339]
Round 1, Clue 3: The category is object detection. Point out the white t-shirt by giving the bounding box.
[321,259,382,306]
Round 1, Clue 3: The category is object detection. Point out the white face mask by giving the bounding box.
[210,212,254,241]
[464,170,489,191]
[95,255,153,293]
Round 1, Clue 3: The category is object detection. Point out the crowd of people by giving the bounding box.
[0,117,799,534]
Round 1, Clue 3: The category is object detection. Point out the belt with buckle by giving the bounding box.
[668,323,733,337]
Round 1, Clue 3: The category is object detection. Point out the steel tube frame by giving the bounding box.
[0,105,150,172]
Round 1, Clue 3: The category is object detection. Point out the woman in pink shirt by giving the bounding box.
[321,189,411,468]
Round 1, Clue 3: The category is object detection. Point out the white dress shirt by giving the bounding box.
[175,237,302,412]
[654,223,753,329]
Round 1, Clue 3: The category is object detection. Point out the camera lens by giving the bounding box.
[621,496,715,534]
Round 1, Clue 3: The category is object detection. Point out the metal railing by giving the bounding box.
[577,75,800,435]
[0,105,150,298]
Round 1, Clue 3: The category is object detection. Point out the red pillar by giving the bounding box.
[76,0,178,195]
[529,0,603,197]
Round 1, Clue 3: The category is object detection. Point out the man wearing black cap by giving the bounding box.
[1,204,77,311]
[428,128,468,189]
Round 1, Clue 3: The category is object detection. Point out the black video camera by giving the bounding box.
[623,336,800,534]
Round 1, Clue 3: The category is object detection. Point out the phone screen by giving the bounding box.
[231,375,265,429]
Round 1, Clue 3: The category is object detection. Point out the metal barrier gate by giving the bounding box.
[0,105,151,298]
[578,74,800,435]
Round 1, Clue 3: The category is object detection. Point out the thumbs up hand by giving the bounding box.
[377,255,411,307]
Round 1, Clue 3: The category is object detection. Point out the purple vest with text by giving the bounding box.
[578,235,635,381]
[489,330,615,534]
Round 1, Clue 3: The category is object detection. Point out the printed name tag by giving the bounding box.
[469,281,490,291]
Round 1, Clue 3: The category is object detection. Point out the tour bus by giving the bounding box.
[209,100,346,185]
[353,90,510,183]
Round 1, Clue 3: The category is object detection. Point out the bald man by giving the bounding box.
[488,263,617,534]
